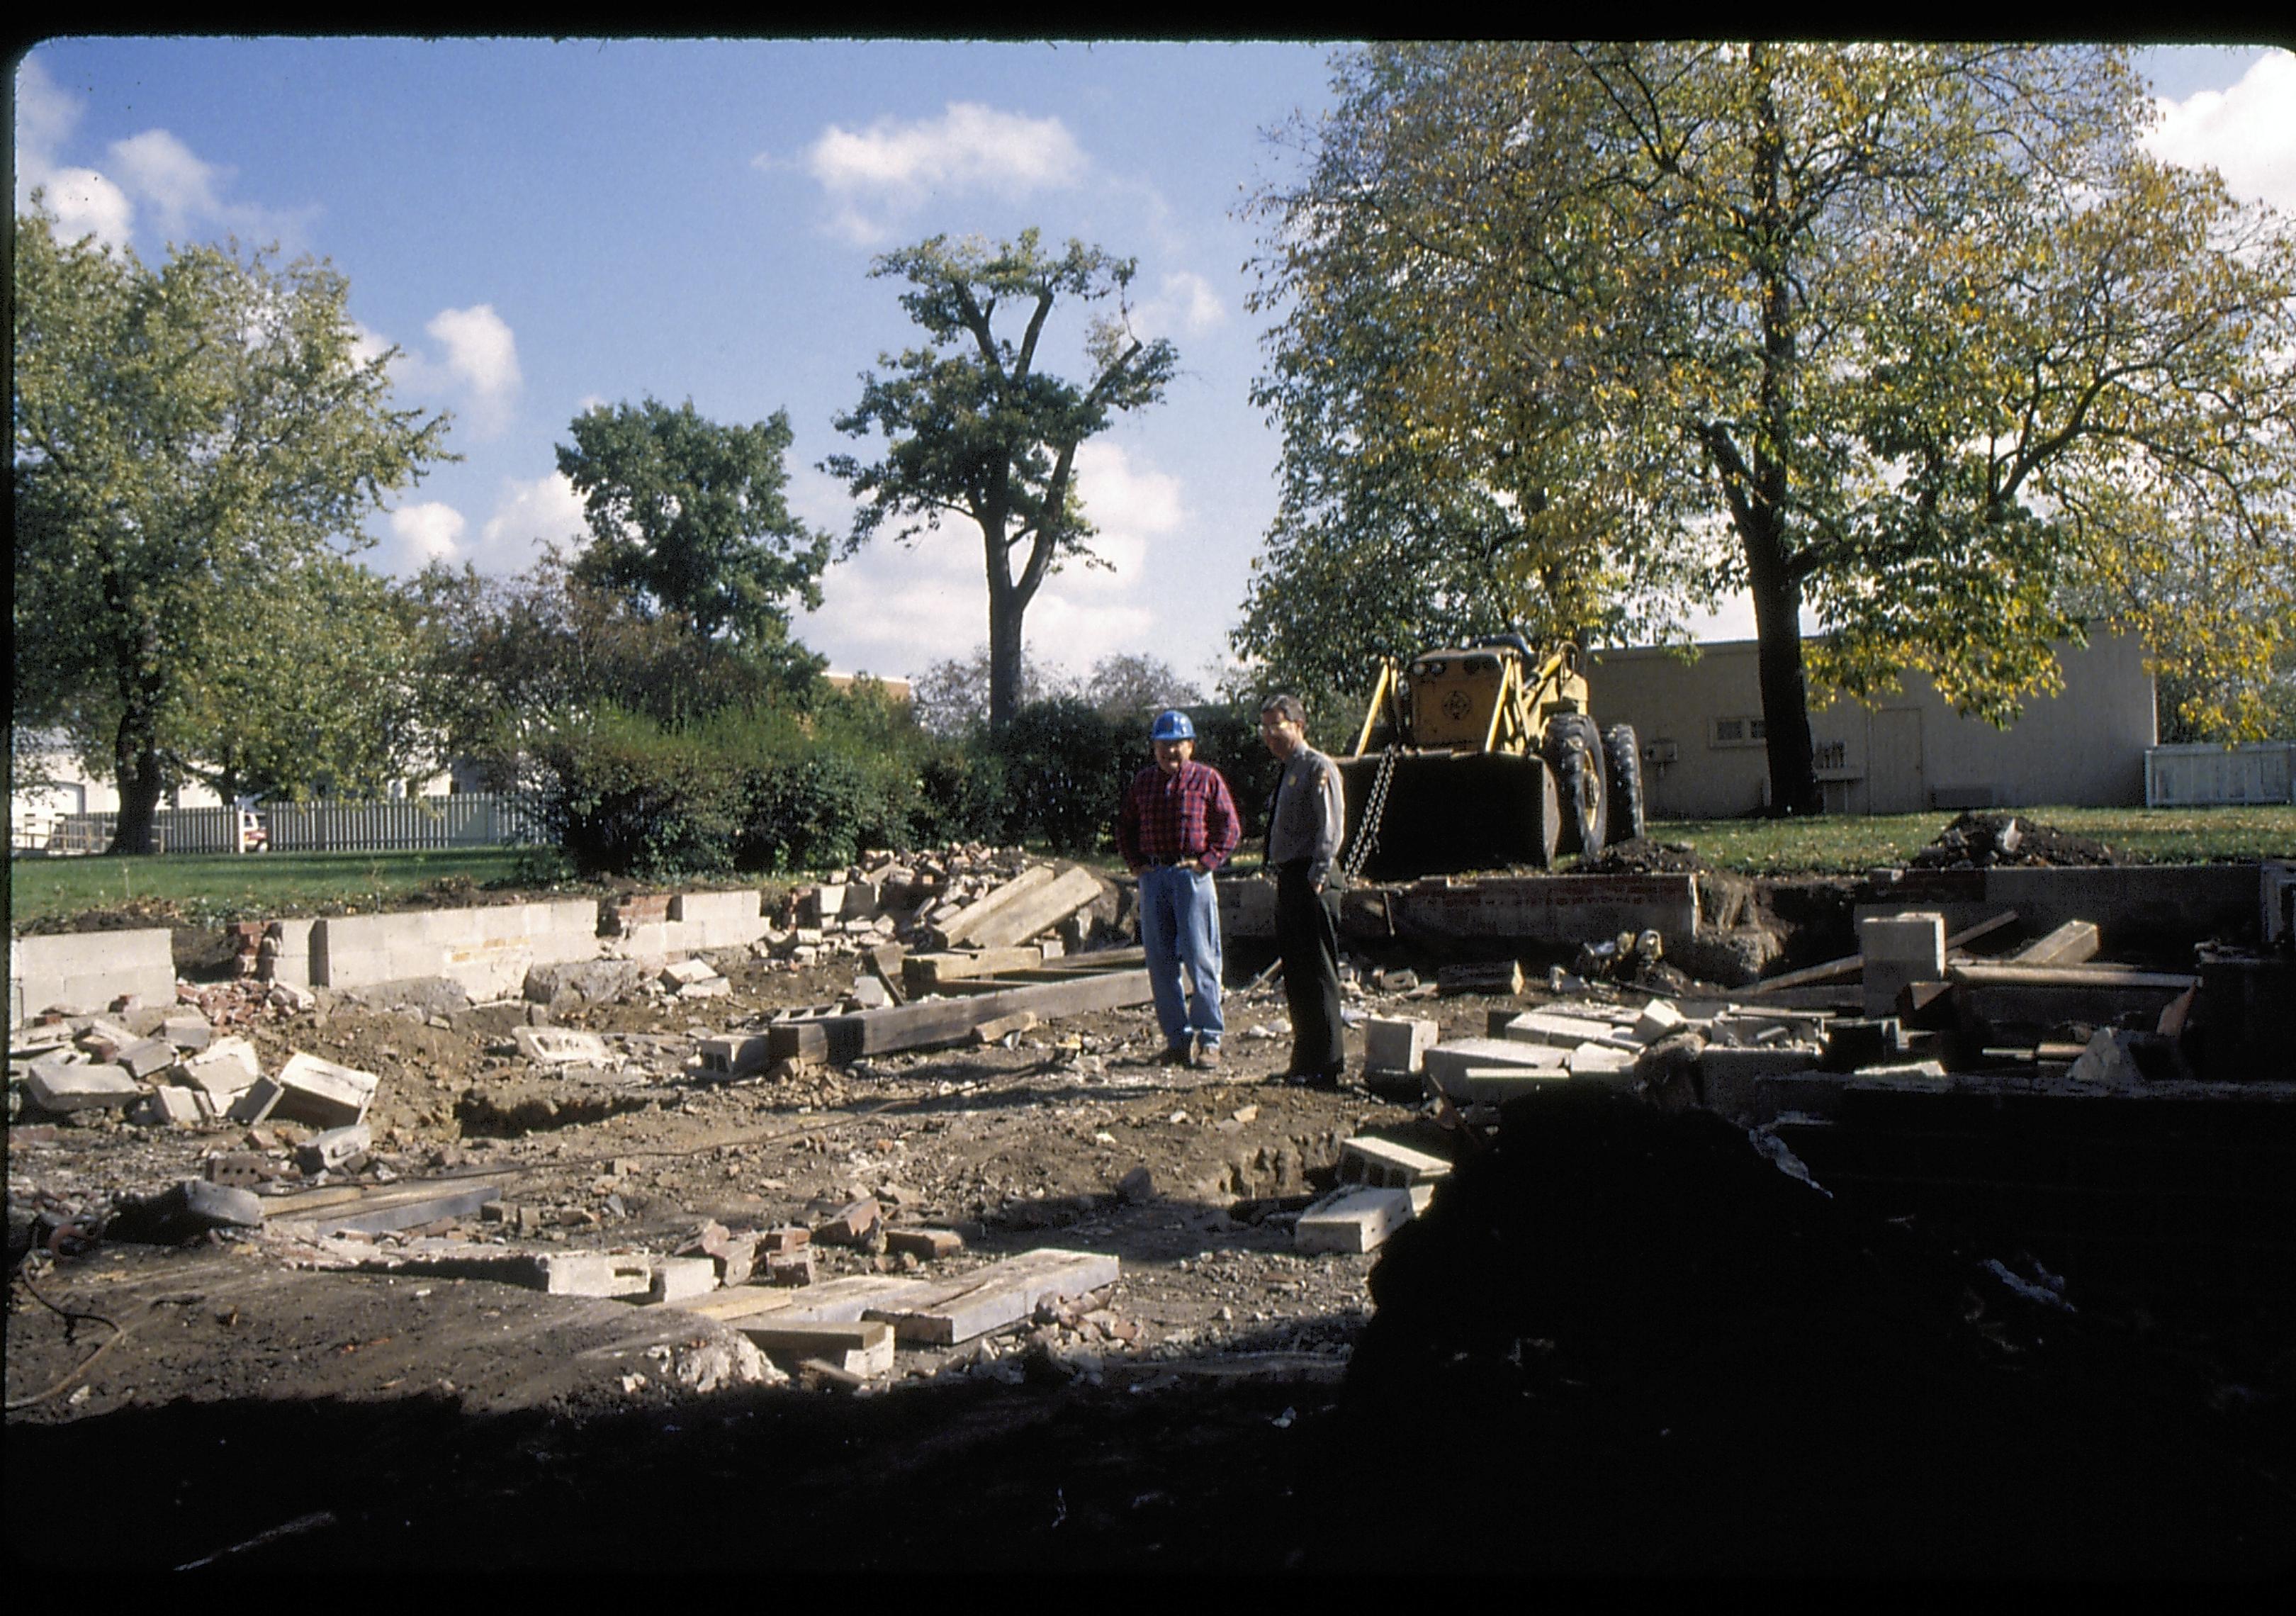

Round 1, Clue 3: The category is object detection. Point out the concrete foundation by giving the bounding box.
[313,899,602,1000]
[11,928,177,1026]
[1860,865,2263,962]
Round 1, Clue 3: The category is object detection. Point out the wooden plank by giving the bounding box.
[865,1248,1120,1345]
[903,947,1045,993]
[967,866,1106,949]
[937,866,1059,948]
[283,1183,501,1236]
[1949,962,2197,990]
[767,969,1154,1065]
[1747,911,2019,994]
[2008,921,2101,967]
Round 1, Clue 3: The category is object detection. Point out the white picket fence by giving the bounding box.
[25,792,546,855]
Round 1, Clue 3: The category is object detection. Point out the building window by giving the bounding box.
[1813,740,1847,770]
[1710,716,1767,748]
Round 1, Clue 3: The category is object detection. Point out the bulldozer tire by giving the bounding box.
[1543,713,1609,857]
[1603,723,1646,845]
[1526,754,1563,870]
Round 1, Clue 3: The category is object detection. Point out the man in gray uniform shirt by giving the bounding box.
[1258,693,1348,1088]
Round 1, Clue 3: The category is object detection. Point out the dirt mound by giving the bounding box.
[1909,810,2119,869]
[1574,837,1711,875]
[1329,1090,2286,1575]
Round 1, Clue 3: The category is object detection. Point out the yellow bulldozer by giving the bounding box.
[1335,634,1645,881]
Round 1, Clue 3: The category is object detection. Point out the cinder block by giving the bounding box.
[295,1123,373,1172]
[133,1086,205,1128]
[271,1052,377,1127]
[116,1037,176,1078]
[1423,1037,1569,1099]
[160,1014,215,1052]
[227,1075,285,1125]
[538,1252,655,1298]
[1859,911,1945,1018]
[648,1256,720,1304]
[1363,1016,1440,1074]
[1296,1186,1414,1255]
[1633,999,1688,1043]
[697,1034,775,1077]
[1502,1009,1632,1050]
[1337,1135,1451,1187]
[1458,1065,1572,1103]
[9,928,175,1023]
[179,1036,261,1101]
[513,1027,610,1065]
[26,1057,141,1113]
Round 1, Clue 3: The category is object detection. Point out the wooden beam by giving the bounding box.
[965,865,1105,950]
[767,969,1154,1064]
[864,1248,1120,1345]
[1745,911,2019,994]
[903,947,1046,994]
[1949,961,2197,990]
[2008,920,2100,967]
[936,866,1059,948]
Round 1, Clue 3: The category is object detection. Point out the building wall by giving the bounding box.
[1589,630,2155,819]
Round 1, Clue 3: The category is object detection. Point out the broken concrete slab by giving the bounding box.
[179,1036,261,1102]
[736,1317,896,1377]
[863,1248,1121,1345]
[26,1057,141,1113]
[271,1052,378,1128]
[1296,1186,1414,1255]
[648,1257,720,1305]
[513,1026,612,1066]
[132,1085,206,1128]
[294,1124,373,1174]
[1567,1041,1639,1080]
[1501,1009,1638,1052]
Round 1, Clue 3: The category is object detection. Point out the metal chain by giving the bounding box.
[1342,745,1400,882]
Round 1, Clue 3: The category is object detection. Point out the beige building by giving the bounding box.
[1589,629,2156,819]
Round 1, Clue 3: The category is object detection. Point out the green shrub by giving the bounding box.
[531,707,738,879]
[989,697,1136,855]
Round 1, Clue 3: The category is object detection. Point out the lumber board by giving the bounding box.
[864,1248,1120,1345]
[2007,921,2103,967]
[967,865,1106,949]
[936,866,1059,947]
[1948,961,2197,990]
[1747,911,2019,994]
[902,947,1045,992]
[767,969,1154,1064]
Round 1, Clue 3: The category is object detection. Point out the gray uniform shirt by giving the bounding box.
[1266,745,1345,885]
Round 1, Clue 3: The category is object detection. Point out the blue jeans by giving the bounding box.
[1137,864,1225,1051]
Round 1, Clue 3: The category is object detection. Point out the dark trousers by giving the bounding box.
[1273,860,1345,1077]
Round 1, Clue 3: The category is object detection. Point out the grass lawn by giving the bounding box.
[1644,804,2296,875]
[4,846,563,929]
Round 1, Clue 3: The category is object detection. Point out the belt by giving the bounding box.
[1145,857,1204,868]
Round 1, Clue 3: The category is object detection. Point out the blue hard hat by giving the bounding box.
[1151,709,1195,741]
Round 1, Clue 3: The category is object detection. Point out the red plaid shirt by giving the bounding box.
[1118,759,1241,871]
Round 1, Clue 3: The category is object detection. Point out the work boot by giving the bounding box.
[1157,1043,1194,1066]
[1192,1042,1222,1071]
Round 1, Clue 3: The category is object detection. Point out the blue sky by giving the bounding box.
[16,38,2294,690]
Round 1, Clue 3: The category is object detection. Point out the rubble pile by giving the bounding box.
[1909,810,2119,869]
[1573,836,1712,875]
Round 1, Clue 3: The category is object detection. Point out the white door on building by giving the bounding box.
[1869,707,1925,814]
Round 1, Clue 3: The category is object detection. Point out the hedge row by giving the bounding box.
[530,689,1289,879]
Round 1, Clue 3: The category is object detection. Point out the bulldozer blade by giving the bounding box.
[1336,752,1561,882]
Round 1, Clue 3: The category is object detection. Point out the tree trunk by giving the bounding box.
[1747,547,1823,817]
[109,731,167,856]
[986,573,1024,733]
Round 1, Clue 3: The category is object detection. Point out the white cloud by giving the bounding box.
[388,501,468,569]
[1068,441,1186,590]
[348,320,395,369]
[13,57,135,250]
[1136,269,1226,339]
[425,305,522,436]
[106,128,227,237]
[794,101,1087,243]
[2146,49,2296,215]
[477,472,590,570]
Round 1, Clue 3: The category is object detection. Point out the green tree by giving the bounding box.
[826,230,1180,731]
[908,644,1075,738]
[12,201,451,851]
[558,396,831,676]
[1249,43,2296,811]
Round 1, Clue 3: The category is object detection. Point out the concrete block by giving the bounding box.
[295,1124,373,1173]
[1424,1037,1570,1099]
[513,1026,611,1066]
[671,890,769,950]
[1567,1041,1638,1079]
[26,1057,140,1113]
[1458,1065,1572,1103]
[697,1034,775,1078]
[1363,1016,1440,1075]
[116,1036,176,1079]
[179,1036,261,1101]
[1859,911,1945,1018]
[539,1252,655,1298]
[9,928,176,1026]
[1297,1186,1414,1255]
[1633,999,1689,1043]
[736,1317,894,1377]
[886,1228,964,1260]
[133,1086,206,1128]
[1698,1046,1825,1118]
[1337,1135,1451,1187]
[648,1256,720,1304]
[1502,1009,1633,1050]
[160,1014,215,1052]
[227,1076,285,1125]
[271,1052,378,1127]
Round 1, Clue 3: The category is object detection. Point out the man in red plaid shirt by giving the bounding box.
[1117,709,1242,1070]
